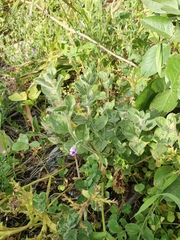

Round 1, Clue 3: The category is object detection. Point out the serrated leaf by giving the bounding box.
[142,16,174,38]
[165,54,180,91]
[8,92,27,101]
[150,90,178,114]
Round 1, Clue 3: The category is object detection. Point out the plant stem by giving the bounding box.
[74,154,80,179]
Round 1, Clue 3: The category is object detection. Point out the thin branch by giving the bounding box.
[25,1,138,68]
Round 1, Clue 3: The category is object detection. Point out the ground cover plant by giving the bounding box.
[0,0,180,239]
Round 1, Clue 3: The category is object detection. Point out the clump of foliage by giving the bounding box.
[0,0,180,240]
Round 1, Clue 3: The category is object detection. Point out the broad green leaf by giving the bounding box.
[29,141,40,148]
[66,229,77,240]
[12,141,29,152]
[120,120,136,141]
[75,124,89,141]
[125,223,141,236]
[163,176,180,199]
[156,0,180,15]
[8,91,27,101]
[141,44,170,77]
[129,137,147,156]
[135,183,145,193]
[89,232,106,240]
[154,166,172,189]
[134,194,160,216]
[162,174,179,191]
[135,78,166,110]
[165,54,180,91]
[135,84,156,110]
[142,226,154,240]
[93,115,108,132]
[64,95,76,117]
[28,84,41,100]
[47,114,69,135]
[141,0,166,13]
[167,211,175,223]
[161,193,180,209]
[151,77,166,92]
[141,45,157,77]
[150,90,178,114]
[108,218,121,234]
[142,16,174,38]
[73,115,87,124]
[170,26,180,42]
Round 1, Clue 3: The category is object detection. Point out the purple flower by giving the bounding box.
[70,146,77,156]
[32,48,37,55]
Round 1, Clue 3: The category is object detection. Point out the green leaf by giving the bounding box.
[47,114,69,135]
[29,141,40,148]
[129,137,147,156]
[142,16,174,38]
[161,193,180,209]
[141,44,171,77]
[156,0,180,15]
[12,141,29,152]
[165,54,180,91]
[142,226,154,240]
[167,210,175,222]
[73,115,87,124]
[162,173,179,191]
[163,176,180,199]
[141,0,166,13]
[154,166,172,189]
[33,192,46,212]
[89,232,106,240]
[134,194,160,216]
[108,218,121,234]
[125,223,141,236]
[93,116,108,132]
[64,95,76,117]
[66,229,77,240]
[135,183,145,193]
[75,124,89,142]
[120,120,136,141]
[12,134,29,151]
[150,90,178,114]
[8,92,27,101]
[135,77,167,110]
[28,84,41,100]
